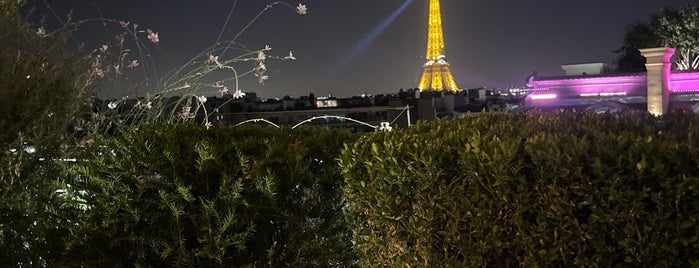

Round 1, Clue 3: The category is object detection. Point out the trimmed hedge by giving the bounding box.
[63,125,358,267]
[340,111,699,267]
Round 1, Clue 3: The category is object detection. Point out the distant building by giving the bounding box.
[526,47,699,114]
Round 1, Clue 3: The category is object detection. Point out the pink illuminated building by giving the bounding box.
[526,47,699,114]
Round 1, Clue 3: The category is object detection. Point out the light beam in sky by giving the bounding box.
[335,0,414,68]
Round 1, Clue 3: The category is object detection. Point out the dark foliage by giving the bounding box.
[615,6,699,72]
[0,12,91,266]
[62,125,359,267]
[341,111,699,267]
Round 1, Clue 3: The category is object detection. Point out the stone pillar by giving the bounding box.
[640,47,675,115]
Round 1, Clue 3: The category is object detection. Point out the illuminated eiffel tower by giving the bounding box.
[418,0,459,92]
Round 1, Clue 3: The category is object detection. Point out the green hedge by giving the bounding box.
[340,111,699,267]
[62,125,358,267]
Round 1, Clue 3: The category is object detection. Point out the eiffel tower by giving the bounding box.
[418,0,460,92]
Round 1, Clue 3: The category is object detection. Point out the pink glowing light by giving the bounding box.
[579,92,627,97]
[530,94,557,100]
[525,58,699,108]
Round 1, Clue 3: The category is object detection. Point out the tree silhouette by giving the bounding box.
[615,6,699,72]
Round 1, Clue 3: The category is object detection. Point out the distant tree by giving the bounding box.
[656,7,699,70]
[615,23,657,72]
[308,92,316,108]
[616,6,699,72]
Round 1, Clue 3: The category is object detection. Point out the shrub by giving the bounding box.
[62,125,358,267]
[0,12,91,265]
[340,111,699,267]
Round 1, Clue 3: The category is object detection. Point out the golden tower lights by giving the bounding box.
[418,0,460,92]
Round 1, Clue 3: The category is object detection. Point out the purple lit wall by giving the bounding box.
[526,70,699,108]
[670,71,699,94]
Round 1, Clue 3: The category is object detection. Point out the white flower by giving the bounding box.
[108,102,118,109]
[116,34,125,46]
[127,60,139,68]
[205,122,213,130]
[207,54,219,65]
[296,4,307,15]
[256,51,266,62]
[208,55,219,65]
[217,85,229,97]
[198,95,207,104]
[263,44,272,51]
[177,106,195,119]
[147,31,159,43]
[256,62,266,71]
[284,51,296,60]
[36,27,46,37]
[135,100,152,109]
[232,89,246,99]
[256,73,269,84]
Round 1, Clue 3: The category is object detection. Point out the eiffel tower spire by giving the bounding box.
[418,0,459,92]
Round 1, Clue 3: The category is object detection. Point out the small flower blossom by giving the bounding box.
[284,51,296,60]
[216,85,229,97]
[256,73,269,84]
[108,102,118,109]
[119,20,130,28]
[115,34,125,46]
[207,54,220,65]
[100,44,108,52]
[232,89,246,99]
[198,95,207,104]
[135,100,152,109]
[256,62,266,72]
[127,60,139,68]
[263,44,272,51]
[205,122,213,130]
[296,4,308,15]
[256,51,266,62]
[36,27,46,37]
[177,106,195,119]
[147,30,159,44]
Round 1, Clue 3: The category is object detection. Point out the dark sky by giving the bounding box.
[23,0,699,99]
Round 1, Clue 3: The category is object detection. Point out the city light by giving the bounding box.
[530,94,557,100]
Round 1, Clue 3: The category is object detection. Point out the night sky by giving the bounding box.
[23,0,699,99]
